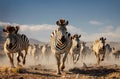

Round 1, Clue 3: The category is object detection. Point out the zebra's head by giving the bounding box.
[105,44,112,52]
[6,35,17,49]
[99,37,106,50]
[71,34,81,48]
[56,19,69,43]
[33,44,39,48]
[3,25,18,49]
[81,42,86,48]
[3,25,20,36]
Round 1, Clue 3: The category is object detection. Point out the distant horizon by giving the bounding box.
[0,21,120,42]
[29,38,120,43]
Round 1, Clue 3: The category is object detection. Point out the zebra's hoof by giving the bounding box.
[73,62,76,64]
[17,64,22,67]
[73,61,77,64]
[61,66,65,71]
[23,61,26,65]
[57,72,61,75]
[10,66,15,68]
[95,63,99,67]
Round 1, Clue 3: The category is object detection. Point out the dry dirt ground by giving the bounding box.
[0,51,120,79]
[0,64,120,79]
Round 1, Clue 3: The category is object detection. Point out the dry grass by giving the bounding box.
[0,66,8,73]
[0,66,27,73]
[0,65,120,79]
[69,66,120,79]
[106,72,120,79]
[9,67,27,73]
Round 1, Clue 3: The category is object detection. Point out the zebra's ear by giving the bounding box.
[104,38,106,40]
[79,35,81,38]
[56,21,60,26]
[100,37,104,40]
[65,21,69,25]
[3,29,7,32]
[15,26,20,34]
[16,26,20,30]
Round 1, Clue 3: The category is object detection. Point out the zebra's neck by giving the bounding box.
[6,40,17,50]
[6,34,19,50]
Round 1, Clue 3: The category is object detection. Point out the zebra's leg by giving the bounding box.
[60,53,68,71]
[17,51,22,67]
[55,53,61,74]
[76,53,80,63]
[101,54,105,61]
[7,53,15,68]
[81,53,84,62]
[72,54,75,64]
[32,52,35,60]
[84,53,86,60]
[73,54,77,64]
[97,54,100,65]
[20,52,24,59]
[23,49,28,65]
[11,53,15,67]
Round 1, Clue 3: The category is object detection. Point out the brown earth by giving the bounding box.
[0,64,120,79]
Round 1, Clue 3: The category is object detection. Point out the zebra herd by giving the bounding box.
[2,19,120,75]
[28,43,52,61]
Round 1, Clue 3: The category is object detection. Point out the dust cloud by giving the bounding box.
[0,50,120,71]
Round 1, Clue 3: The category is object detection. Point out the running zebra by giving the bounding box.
[42,44,51,61]
[70,34,81,64]
[92,37,106,65]
[50,19,72,74]
[3,25,29,68]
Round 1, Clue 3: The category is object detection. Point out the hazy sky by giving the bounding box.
[0,0,120,42]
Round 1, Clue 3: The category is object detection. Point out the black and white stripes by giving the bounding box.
[50,19,72,74]
[50,30,71,50]
[6,34,29,52]
[3,25,29,68]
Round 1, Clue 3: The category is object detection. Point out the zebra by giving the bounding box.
[70,34,81,64]
[31,44,41,60]
[42,44,51,61]
[105,44,112,60]
[50,19,72,74]
[111,47,120,60]
[3,25,29,68]
[80,42,92,61]
[28,44,34,56]
[92,37,106,65]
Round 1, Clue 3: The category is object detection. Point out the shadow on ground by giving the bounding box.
[69,66,120,77]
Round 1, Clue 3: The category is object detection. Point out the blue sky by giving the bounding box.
[0,0,120,42]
